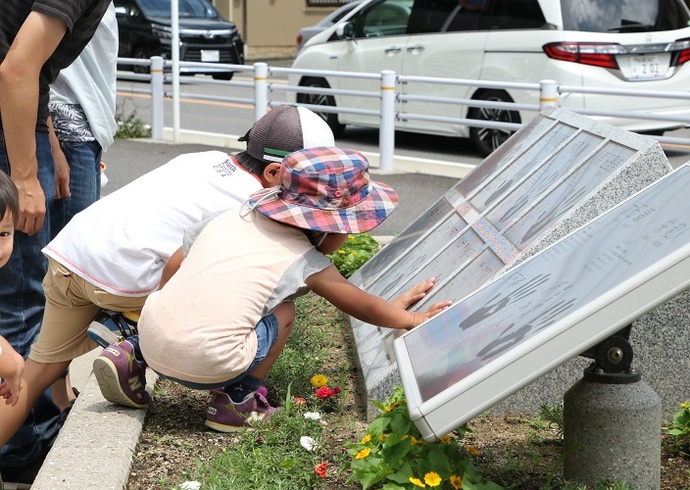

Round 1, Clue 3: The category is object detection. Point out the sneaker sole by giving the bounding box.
[203,419,245,433]
[87,321,122,348]
[93,356,148,409]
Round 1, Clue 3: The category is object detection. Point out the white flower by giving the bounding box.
[179,482,201,490]
[303,412,321,421]
[300,436,319,452]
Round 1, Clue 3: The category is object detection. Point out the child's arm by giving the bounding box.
[306,264,451,329]
[159,246,184,289]
[0,336,25,407]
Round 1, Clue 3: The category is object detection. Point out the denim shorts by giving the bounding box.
[162,313,280,390]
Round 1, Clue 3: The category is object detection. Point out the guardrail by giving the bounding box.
[117,56,690,170]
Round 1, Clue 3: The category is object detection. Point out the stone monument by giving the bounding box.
[350,106,672,419]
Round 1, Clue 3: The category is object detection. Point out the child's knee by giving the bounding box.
[274,302,296,330]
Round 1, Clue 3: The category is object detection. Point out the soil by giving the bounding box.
[126,298,690,490]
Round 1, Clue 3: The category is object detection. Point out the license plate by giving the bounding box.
[621,53,670,80]
[200,50,220,62]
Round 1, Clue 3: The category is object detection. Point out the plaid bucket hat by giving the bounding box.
[238,105,335,162]
[246,147,399,234]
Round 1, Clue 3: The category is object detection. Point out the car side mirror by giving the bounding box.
[337,21,356,40]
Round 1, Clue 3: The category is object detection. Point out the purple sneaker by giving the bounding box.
[205,391,277,432]
[93,340,151,408]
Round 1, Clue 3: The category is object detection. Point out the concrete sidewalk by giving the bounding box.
[28,137,460,489]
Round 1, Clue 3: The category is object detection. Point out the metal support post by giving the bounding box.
[379,70,396,172]
[254,62,269,122]
[150,56,164,140]
[539,79,558,109]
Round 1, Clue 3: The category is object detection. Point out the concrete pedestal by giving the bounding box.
[563,375,661,489]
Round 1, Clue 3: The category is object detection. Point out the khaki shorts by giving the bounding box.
[30,257,148,364]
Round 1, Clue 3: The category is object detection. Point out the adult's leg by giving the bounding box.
[0,131,60,469]
[49,140,102,239]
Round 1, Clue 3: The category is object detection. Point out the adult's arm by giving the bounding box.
[0,12,67,234]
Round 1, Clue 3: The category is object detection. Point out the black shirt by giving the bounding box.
[0,0,111,131]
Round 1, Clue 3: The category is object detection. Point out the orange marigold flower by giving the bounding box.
[314,461,328,479]
[361,434,371,444]
[450,474,463,489]
[409,477,426,488]
[310,374,328,387]
[355,448,371,459]
[439,435,452,444]
[424,472,442,487]
[465,445,481,456]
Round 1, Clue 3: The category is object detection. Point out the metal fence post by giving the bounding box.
[539,79,558,109]
[379,70,396,172]
[254,62,269,122]
[150,56,164,140]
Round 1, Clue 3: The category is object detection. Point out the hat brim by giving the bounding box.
[247,181,399,234]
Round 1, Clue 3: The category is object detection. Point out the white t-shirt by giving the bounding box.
[139,209,331,385]
[43,151,263,296]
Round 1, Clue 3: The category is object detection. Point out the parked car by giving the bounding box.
[296,1,364,54]
[289,0,690,156]
[114,0,244,80]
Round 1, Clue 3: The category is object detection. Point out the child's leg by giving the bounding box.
[50,370,75,412]
[0,359,71,446]
[224,301,295,400]
[247,301,295,379]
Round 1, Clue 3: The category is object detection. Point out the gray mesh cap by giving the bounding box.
[239,105,335,162]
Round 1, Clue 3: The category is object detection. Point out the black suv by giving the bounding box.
[114,0,244,80]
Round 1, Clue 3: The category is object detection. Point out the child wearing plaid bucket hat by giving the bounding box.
[95,147,451,432]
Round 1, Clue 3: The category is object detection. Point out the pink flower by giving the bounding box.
[292,396,307,405]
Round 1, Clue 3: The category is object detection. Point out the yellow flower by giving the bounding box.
[411,436,424,446]
[338,249,345,255]
[409,477,426,488]
[361,434,371,444]
[379,433,389,441]
[350,251,357,256]
[682,402,689,410]
[424,472,442,487]
[384,401,400,412]
[439,435,452,444]
[347,234,354,240]
[310,374,328,388]
[450,474,463,489]
[355,448,371,459]
[465,445,481,456]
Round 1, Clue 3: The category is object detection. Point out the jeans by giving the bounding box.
[50,140,102,238]
[0,130,61,468]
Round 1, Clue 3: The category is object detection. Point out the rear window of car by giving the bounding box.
[561,0,690,32]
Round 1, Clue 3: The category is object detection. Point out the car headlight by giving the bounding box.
[152,24,173,41]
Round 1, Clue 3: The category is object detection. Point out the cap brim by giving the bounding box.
[247,181,399,234]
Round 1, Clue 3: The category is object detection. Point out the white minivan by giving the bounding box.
[289,0,690,156]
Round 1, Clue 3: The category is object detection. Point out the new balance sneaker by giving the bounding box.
[87,310,139,348]
[205,391,277,432]
[93,340,151,408]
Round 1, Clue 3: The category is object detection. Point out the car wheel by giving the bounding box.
[132,46,152,74]
[296,77,345,137]
[212,72,234,81]
[468,90,521,157]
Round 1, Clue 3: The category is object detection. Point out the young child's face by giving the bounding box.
[0,212,15,269]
